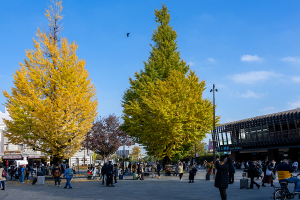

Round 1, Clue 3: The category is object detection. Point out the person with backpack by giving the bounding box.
[188,165,197,183]
[63,164,73,189]
[0,164,7,190]
[52,164,61,186]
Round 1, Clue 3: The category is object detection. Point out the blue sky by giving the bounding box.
[1,1,300,144]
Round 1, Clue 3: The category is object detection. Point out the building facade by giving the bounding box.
[0,107,92,166]
[216,108,300,162]
[0,108,46,166]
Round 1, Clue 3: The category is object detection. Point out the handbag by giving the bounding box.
[272,174,276,180]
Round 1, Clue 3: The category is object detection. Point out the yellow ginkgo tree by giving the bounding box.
[2,0,98,163]
[123,70,218,161]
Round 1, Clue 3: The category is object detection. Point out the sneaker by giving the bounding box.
[111,185,115,187]
[159,176,161,179]
[64,187,67,189]
[262,184,266,187]
[294,191,300,194]
[68,187,72,189]
[58,185,60,187]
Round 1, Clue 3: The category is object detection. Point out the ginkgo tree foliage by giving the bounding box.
[2,0,98,163]
[122,4,218,162]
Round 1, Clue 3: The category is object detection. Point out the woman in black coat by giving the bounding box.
[215,157,232,200]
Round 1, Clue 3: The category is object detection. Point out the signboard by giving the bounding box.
[4,150,21,155]
[208,141,213,151]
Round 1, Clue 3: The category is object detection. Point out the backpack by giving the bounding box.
[2,169,7,177]
[68,169,73,176]
[53,169,61,178]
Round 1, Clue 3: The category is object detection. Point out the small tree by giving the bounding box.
[130,146,141,161]
[83,114,134,162]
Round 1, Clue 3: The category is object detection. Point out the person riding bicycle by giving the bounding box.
[277,159,300,193]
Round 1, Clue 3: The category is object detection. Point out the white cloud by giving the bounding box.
[188,62,195,66]
[207,57,216,62]
[241,55,263,62]
[292,77,300,83]
[288,99,300,109]
[240,90,262,98]
[259,106,276,114]
[230,71,281,84]
[281,56,300,64]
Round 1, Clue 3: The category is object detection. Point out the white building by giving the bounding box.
[0,107,45,166]
[0,107,92,166]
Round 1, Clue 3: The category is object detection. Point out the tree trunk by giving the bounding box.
[51,156,63,165]
[163,156,171,170]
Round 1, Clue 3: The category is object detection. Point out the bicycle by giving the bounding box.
[273,174,300,200]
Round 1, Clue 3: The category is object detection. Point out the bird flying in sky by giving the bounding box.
[127,33,130,37]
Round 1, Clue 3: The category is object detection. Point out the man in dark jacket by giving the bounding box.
[102,163,107,185]
[156,162,162,178]
[248,161,260,189]
[215,157,232,200]
[106,161,114,187]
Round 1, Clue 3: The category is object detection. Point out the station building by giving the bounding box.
[216,108,300,162]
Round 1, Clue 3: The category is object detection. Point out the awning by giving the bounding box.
[3,156,22,160]
[28,156,43,159]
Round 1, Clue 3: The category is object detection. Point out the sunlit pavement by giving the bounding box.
[0,169,296,200]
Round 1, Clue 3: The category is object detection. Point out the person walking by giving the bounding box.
[128,163,132,174]
[156,162,162,178]
[262,161,274,187]
[106,161,114,187]
[0,164,6,190]
[188,165,197,183]
[151,163,156,178]
[25,164,30,180]
[101,163,107,185]
[229,161,235,184]
[72,164,76,174]
[19,165,25,183]
[215,157,232,200]
[63,164,73,189]
[248,161,260,189]
[32,164,45,185]
[91,165,97,180]
[52,164,61,186]
[10,165,15,180]
[178,163,183,181]
[114,164,118,184]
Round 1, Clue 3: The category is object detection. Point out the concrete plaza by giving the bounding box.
[0,169,295,200]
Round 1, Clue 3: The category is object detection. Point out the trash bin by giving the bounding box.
[37,176,45,185]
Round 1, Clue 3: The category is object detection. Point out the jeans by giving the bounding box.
[1,181,5,189]
[280,177,300,192]
[55,177,60,185]
[20,172,24,183]
[65,178,72,188]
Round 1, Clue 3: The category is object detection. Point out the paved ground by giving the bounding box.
[0,169,297,200]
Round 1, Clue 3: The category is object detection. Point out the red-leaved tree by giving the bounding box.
[83,114,134,162]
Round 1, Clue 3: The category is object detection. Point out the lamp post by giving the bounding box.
[210,84,218,175]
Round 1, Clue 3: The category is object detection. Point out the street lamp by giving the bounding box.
[210,84,218,175]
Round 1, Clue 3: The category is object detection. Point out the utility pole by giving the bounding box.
[210,84,218,175]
